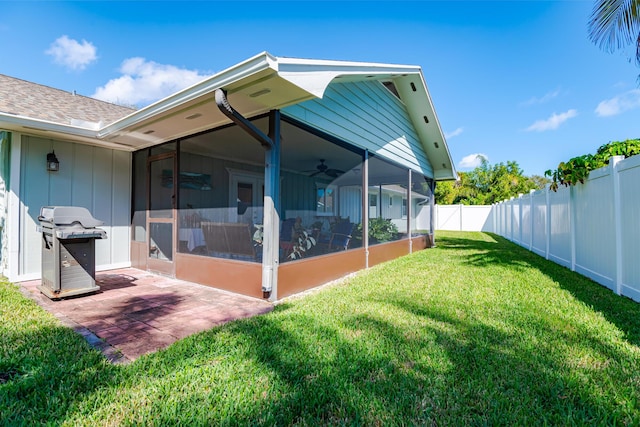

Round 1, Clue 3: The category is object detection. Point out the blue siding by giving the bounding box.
[19,135,131,276]
[283,80,433,177]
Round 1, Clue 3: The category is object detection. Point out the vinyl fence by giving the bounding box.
[489,155,640,303]
[434,204,494,232]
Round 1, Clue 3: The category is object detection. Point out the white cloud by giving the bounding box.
[525,109,577,132]
[445,127,464,139]
[458,153,488,169]
[92,57,211,107]
[92,58,209,105]
[595,89,640,117]
[46,35,97,70]
[521,89,560,106]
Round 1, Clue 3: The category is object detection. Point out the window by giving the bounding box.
[316,184,336,215]
[402,198,407,217]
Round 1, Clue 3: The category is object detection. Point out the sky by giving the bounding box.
[1,0,639,177]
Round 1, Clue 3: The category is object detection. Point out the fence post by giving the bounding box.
[510,197,515,241]
[459,204,463,231]
[545,184,550,260]
[518,193,524,246]
[529,189,535,251]
[611,155,624,295]
[570,185,576,272]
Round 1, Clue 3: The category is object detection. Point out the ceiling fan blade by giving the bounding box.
[309,170,322,177]
[326,168,344,176]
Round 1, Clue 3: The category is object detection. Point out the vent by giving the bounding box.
[382,81,401,99]
[185,113,202,120]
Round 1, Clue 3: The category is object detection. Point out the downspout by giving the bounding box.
[215,89,272,149]
[214,89,280,300]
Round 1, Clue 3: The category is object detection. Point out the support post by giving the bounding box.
[363,150,369,268]
[407,170,412,253]
[263,110,281,301]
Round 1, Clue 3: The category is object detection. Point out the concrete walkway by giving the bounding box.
[19,268,273,363]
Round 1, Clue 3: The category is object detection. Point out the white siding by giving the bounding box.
[18,135,131,278]
[282,80,433,177]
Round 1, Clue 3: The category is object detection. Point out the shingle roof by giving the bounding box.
[0,74,135,127]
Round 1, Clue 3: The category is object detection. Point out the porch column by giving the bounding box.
[262,110,281,301]
[407,169,412,253]
[363,150,369,268]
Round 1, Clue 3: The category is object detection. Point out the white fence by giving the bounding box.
[488,155,640,303]
[434,204,494,232]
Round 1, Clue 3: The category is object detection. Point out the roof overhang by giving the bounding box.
[1,51,456,180]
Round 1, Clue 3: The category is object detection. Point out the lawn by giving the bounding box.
[1,231,640,425]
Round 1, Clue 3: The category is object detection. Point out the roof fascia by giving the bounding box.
[416,72,457,181]
[275,56,421,98]
[98,51,278,139]
[0,113,99,139]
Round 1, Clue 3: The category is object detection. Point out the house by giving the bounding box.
[0,52,456,301]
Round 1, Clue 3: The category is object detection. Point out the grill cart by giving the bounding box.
[37,206,107,299]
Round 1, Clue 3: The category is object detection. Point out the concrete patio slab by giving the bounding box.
[18,268,273,363]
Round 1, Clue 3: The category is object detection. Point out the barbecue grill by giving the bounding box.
[37,206,107,299]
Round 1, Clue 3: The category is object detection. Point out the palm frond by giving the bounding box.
[588,0,640,64]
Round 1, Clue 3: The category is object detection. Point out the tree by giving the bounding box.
[434,160,548,205]
[588,0,640,76]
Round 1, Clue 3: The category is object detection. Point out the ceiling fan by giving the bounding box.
[307,159,344,178]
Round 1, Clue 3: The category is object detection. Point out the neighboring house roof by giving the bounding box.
[0,52,456,180]
[0,74,135,128]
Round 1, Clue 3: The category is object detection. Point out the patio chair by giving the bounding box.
[279,218,297,259]
[318,220,354,252]
[201,221,257,261]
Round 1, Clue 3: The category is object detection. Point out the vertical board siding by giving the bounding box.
[340,186,362,224]
[573,170,615,288]
[282,81,433,178]
[619,155,640,299]
[19,136,131,277]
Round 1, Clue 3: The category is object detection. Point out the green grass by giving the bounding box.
[2,231,640,425]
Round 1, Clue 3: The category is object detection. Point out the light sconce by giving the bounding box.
[46,151,60,172]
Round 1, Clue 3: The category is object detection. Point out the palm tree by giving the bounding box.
[588,0,640,70]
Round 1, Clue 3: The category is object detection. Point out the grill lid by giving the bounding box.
[38,206,104,228]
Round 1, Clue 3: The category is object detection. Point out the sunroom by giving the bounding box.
[122,54,455,301]
[0,52,455,301]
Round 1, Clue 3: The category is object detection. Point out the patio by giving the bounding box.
[18,268,273,363]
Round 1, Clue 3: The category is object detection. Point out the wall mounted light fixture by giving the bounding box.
[46,151,59,172]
